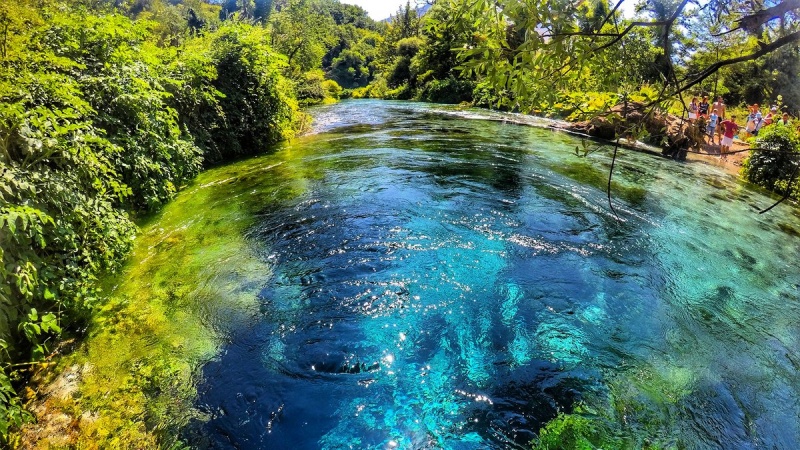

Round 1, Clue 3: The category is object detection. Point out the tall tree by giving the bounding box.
[268,0,337,72]
[452,0,800,111]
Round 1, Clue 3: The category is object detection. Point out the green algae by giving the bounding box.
[529,369,690,450]
[533,411,624,450]
[532,410,674,450]
[19,135,335,447]
[555,160,648,206]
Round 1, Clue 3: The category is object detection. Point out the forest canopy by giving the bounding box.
[449,0,800,114]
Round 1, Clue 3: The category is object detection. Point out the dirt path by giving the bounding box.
[685,139,750,176]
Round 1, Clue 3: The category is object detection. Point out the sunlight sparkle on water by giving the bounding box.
[182,101,800,449]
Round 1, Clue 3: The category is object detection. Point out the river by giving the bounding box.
[90,100,800,449]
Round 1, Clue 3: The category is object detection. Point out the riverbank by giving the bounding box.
[687,141,751,176]
[15,154,285,447]
[550,101,752,177]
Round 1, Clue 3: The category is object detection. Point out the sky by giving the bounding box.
[341,0,415,20]
[342,0,638,21]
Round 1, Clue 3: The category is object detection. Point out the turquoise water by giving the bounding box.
[182,100,800,449]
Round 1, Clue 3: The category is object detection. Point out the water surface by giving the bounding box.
[175,100,800,449]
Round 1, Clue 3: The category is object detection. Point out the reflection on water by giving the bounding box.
[181,101,800,449]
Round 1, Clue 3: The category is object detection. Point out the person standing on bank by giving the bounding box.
[712,96,726,141]
[688,97,699,122]
[720,115,739,160]
[707,109,719,145]
[764,107,778,127]
[698,96,710,118]
[745,104,762,136]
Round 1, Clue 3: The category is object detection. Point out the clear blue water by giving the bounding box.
[183,101,800,449]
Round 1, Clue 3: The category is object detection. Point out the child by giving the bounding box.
[712,96,726,141]
[745,104,762,136]
[707,109,719,145]
[754,108,766,136]
[720,115,739,160]
[763,107,777,127]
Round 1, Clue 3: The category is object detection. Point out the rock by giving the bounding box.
[562,101,701,154]
[662,131,691,161]
[17,363,91,448]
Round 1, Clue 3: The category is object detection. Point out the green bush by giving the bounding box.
[419,77,475,104]
[322,79,343,100]
[203,24,299,161]
[386,56,414,88]
[328,48,372,89]
[395,37,424,58]
[384,83,415,100]
[296,69,329,104]
[294,70,343,105]
[385,37,424,89]
[352,77,389,99]
[0,8,140,358]
[742,123,800,198]
[472,80,515,110]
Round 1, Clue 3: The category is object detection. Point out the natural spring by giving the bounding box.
[72,100,800,449]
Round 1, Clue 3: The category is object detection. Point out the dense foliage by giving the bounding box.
[743,123,800,199]
[0,0,302,441]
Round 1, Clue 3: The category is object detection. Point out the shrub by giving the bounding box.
[322,79,343,100]
[294,70,343,105]
[472,80,515,110]
[395,37,424,58]
[38,12,203,211]
[353,77,389,99]
[296,69,328,105]
[328,49,372,89]
[203,24,299,161]
[419,77,475,104]
[384,83,415,100]
[386,56,414,88]
[742,123,800,198]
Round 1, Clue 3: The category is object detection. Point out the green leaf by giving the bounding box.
[41,313,61,334]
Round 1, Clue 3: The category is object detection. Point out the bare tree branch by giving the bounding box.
[598,0,627,32]
[737,0,800,32]
[759,161,800,214]
[607,141,620,219]
[675,29,800,94]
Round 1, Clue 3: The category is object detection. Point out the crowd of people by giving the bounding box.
[686,95,794,159]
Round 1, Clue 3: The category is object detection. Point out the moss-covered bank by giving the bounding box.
[15,141,323,447]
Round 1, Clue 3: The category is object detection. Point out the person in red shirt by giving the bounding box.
[720,115,739,159]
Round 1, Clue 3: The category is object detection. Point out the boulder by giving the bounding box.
[564,101,702,153]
